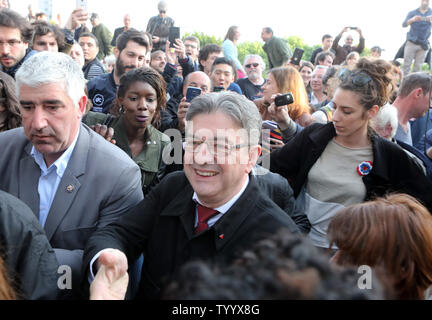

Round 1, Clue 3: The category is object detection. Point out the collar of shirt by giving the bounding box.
[192,176,250,229]
[31,127,80,176]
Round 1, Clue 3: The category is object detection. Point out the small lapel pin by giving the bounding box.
[66,185,74,193]
[219,234,224,240]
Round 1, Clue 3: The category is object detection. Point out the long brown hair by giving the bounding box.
[268,67,311,122]
[328,194,432,299]
[0,71,21,132]
[0,255,16,300]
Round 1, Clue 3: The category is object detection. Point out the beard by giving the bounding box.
[247,71,260,81]
[115,57,136,78]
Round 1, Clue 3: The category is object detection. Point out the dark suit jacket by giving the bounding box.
[0,124,144,297]
[83,171,300,299]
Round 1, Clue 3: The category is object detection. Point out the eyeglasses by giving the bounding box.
[245,63,259,68]
[183,139,249,157]
[0,39,23,48]
[159,11,166,14]
[338,68,372,87]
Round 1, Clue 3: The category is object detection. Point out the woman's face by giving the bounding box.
[120,81,158,129]
[300,66,313,87]
[262,73,279,102]
[332,88,371,139]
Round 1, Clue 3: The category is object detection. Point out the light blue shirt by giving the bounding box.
[222,39,243,71]
[31,129,80,227]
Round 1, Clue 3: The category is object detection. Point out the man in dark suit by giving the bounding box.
[83,91,300,300]
[0,51,143,298]
[111,14,131,47]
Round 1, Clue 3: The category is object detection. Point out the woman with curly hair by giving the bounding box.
[83,67,170,195]
[0,71,21,132]
[268,58,432,249]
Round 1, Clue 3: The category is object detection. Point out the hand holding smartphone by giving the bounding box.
[290,48,304,66]
[185,87,201,102]
[274,93,294,107]
[169,27,180,48]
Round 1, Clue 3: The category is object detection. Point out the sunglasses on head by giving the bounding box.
[338,68,372,87]
[245,63,259,68]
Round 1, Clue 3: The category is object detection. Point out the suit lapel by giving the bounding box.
[19,143,41,218]
[44,125,88,241]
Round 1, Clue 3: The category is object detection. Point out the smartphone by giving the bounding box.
[213,86,225,92]
[291,48,304,66]
[76,0,88,11]
[349,26,357,30]
[185,87,201,102]
[274,93,294,107]
[169,27,180,48]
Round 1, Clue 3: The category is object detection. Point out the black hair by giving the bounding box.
[112,67,166,130]
[211,57,237,81]
[78,32,99,47]
[198,44,222,71]
[116,28,149,53]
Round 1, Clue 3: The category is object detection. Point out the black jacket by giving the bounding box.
[0,190,61,299]
[82,171,300,299]
[269,123,432,212]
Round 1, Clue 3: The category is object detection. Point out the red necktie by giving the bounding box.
[195,204,218,234]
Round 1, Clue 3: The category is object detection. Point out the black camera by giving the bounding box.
[274,93,294,107]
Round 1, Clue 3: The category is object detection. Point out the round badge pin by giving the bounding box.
[357,161,373,176]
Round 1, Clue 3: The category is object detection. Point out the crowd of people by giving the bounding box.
[1,0,432,301]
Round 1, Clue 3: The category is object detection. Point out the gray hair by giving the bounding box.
[15,51,85,108]
[243,54,265,69]
[312,65,329,75]
[186,91,262,145]
[372,103,398,138]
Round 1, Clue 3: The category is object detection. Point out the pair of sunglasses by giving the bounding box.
[338,68,372,87]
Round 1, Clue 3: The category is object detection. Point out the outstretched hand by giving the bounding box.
[90,249,129,300]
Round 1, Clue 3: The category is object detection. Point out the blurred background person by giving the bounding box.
[222,26,246,79]
[111,14,132,47]
[309,65,329,106]
[299,61,314,94]
[146,1,174,52]
[236,54,266,101]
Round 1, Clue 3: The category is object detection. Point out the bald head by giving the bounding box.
[183,71,211,96]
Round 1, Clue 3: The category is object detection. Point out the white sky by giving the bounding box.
[12,0,422,61]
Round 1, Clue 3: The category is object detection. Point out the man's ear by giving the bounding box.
[245,145,262,174]
[113,47,120,59]
[77,95,87,116]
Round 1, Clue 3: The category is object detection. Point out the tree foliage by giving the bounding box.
[183,31,378,72]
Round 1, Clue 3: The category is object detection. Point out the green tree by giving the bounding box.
[237,41,267,70]
[183,31,222,48]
